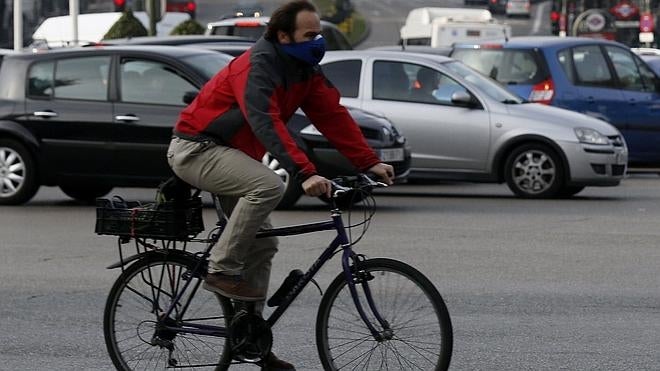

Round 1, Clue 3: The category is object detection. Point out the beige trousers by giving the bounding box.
[167,137,284,294]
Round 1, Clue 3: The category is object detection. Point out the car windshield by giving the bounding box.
[181,53,233,80]
[444,61,524,103]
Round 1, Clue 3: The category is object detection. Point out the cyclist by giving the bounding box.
[167,0,393,369]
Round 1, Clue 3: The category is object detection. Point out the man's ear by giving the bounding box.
[277,30,291,44]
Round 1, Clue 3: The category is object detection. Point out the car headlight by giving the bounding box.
[574,128,609,145]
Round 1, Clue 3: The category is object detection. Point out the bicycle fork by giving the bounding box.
[341,249,394,342]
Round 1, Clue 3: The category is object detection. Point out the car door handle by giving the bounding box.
[628,99,636,105]
[586,96,595,103]
[33,110,58,118]
[115,115,140,122]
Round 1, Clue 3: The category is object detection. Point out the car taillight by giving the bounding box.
[235,20,261,27]
[113,0,126,9]
[550,11,560,22]
[528,79,554,104]
[186,1,196,12]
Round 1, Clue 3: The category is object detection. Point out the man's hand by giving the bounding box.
[368,163,395,185]
[302,175,333,198]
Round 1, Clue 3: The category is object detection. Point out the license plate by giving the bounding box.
[377,148,404,162]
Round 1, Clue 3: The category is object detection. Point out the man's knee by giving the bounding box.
[254,173,286,204]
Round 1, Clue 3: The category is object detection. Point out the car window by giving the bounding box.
[322,60,361,98]
[372,61,471,106]
[451,48,545,84]
[210,25,265,39]
[53,56,110,101]
[120,59,197,105]
[27,61,55,98]
[444,60,523,103]
[557,48,575,83]
[180,53,232,79]
[605,46,645,91]
[406,65,467,105]
[322,27,351,50]
[634,56,658,92]
[372,61,411,101]
[571,45,614,87]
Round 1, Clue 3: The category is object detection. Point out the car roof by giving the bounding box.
[207,16,340,29]
[8,45,221,60]
[367,45,453,56]
[325,50,453,64]
[95,35,255,46]
[454,36,627,49]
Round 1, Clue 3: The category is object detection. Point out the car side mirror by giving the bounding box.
[450,91,476,107]
[183,91,198,105]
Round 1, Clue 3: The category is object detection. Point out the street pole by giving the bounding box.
[13,0,21,51]
[148,0,157,36]
[70,0,79,46]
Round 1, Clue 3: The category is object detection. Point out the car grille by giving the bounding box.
[608,135,624,147]
[591,164,626,176]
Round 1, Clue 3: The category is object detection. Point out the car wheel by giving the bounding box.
[261,153,302,209]
[60,185,113,203]
[504,143,564,198]
[0,139,39,205]
[558,185,585,198]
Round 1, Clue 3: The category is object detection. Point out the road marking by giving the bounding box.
[532,1,549,34]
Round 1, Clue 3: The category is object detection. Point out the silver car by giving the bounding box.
[321,51,628,198]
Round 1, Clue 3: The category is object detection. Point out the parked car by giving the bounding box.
[632,47,660,75]
[321,50,627,198]
[450,37,660,167]
[93,35,255,47]
[205,16,353,50]
[0,46,409,206]
[505,0,531,18]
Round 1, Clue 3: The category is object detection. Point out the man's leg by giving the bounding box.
[168,138,283,297]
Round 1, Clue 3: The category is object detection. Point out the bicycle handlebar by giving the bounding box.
[330,173,388,199]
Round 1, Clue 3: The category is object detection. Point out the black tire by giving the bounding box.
[504,143,565,198]
[60,184,113,202]
[0,138,39,205]
[316,258,453,370]
[558,185,585,198]
[104,251,234,371]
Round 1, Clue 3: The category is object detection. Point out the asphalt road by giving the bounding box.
[2,175,660,370]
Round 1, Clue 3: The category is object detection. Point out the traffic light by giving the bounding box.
[114,0,126,11]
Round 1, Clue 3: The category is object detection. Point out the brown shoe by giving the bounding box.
[260,352,295,371]
[202,272,265,301]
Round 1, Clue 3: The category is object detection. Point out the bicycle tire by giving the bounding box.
[316,258,453,370]
[104,251,234,371]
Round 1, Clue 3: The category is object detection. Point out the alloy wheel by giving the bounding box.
[0,146,26,199]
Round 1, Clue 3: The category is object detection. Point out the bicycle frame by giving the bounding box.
[159,193,390,343]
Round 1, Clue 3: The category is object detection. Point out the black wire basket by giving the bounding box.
[95,196,205,240]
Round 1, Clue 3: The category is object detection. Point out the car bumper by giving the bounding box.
[559,141,628,186]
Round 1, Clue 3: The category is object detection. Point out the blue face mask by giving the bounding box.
[280,34,326,66]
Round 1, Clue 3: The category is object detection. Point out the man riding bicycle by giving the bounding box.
[167,0,393,369]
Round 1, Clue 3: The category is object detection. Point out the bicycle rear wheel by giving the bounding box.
[104,251,234,371]
[316,258,453,370]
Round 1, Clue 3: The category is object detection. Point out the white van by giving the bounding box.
[31,11,190,48]
[399,7,511,48]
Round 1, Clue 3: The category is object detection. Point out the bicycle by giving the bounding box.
[97,174,453,370]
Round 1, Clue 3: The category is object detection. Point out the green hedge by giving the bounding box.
[103,9,148,40]
[170,19,205,35]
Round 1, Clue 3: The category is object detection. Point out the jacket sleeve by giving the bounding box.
[231,59,318,182]
[300,71,381,172]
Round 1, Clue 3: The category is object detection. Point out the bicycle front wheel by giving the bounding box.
[316,258,453,370]
[104,251,234,371]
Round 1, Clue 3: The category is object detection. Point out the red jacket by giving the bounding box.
[173,37,380,182]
